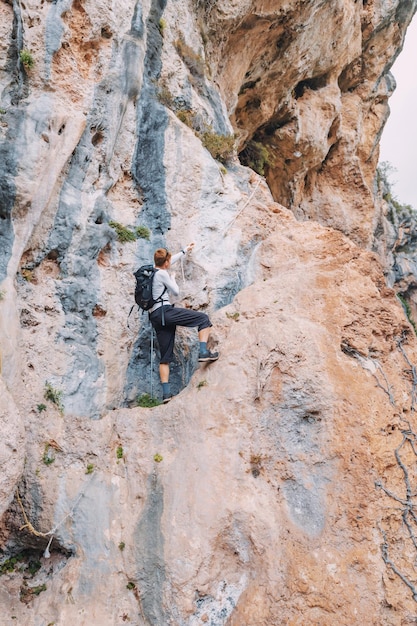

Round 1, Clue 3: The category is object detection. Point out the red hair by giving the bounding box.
[154,248,171,267]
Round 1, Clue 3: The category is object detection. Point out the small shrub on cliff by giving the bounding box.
[176,109,196,129]
[42,443,55,466]
[136,393,161,408]
[397,294,417,335]
[201,131,235,164]
[157,84,174,108]
[1,552,42,585]
[21,268,34,282]
[109,221,137,243]
[44,382,64,414]
[20,583,47,602]
[377,161,414,221]
[158,18,166,35]
[19,49,34,70]
[0,554,24,575]
[239,140,272,176]
[110,221,151,243]
[174,37,205,78]
[135,225,150,240]
[175,108,235,164]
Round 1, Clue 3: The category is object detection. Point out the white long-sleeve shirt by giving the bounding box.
[150,251,185,312]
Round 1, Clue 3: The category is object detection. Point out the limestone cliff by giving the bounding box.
[1,0,417,624]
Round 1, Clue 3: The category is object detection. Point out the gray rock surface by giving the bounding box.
[1,0,417,623]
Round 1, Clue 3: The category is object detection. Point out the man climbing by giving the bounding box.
[149,243,219,403]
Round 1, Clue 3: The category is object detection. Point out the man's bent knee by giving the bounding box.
[198,317,212,332]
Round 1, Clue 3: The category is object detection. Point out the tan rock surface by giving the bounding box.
[2,201,417,624]
[0,375,25,517]
[1,0,417,624]
[201,0,414,246]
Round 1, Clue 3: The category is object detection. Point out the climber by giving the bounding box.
[149,243,219,403]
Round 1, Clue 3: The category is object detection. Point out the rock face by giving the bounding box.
[206,0,414,247]
[1,0,417,624]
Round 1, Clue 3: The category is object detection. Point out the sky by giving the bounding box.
[379,15,417,209]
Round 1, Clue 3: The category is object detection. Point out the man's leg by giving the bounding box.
[163,307,218,362]
[159,362,172,403]
[197,326,218,361]
[159,363,170,383]
[198,327,210,343]
[157,329,175,401]
[150,308,176,402]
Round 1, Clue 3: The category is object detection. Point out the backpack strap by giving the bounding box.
[154,285,167,326]
[127,304,136,329]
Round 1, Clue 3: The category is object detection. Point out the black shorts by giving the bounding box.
[149,305,212,363]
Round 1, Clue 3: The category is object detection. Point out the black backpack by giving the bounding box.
[128,264,167,326]
[133,264,161,311]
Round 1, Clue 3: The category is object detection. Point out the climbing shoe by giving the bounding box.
[198,350,219,362]
[162,394,172,404]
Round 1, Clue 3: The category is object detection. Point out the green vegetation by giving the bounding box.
[27,560,42,577]
[119,541,125,551]
[135,225,150,240]
[0,555,24,575]
[397,294,417,335]
[239,140,272,176]
[158,18,166,34]
[0,290,5,300]
[0,552,41,577]
[42,444,55,466]
[156,70,234,164]
[153,453,163,463]
[109,221,137,243]
[201,131,235,164]
[116,445,124,459]
[21,268,34,282]
[176,109,195,129]
[0,108,6,115]
[157,84,174,108]
[377,160,396,186]
[377,161,414,221]
[226,311,240,321]
[126,581,136,590]
[20,583,47,602]
[197,380,207,390]
[86,463,94,474]
[174,37,205,78]
[109,221,151,243]
[175,109,235,164]
[382,189,412,215]
[136,393,161,408]
[44,382,64,414]
[37,403,47,413]
[19,49,34,70]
